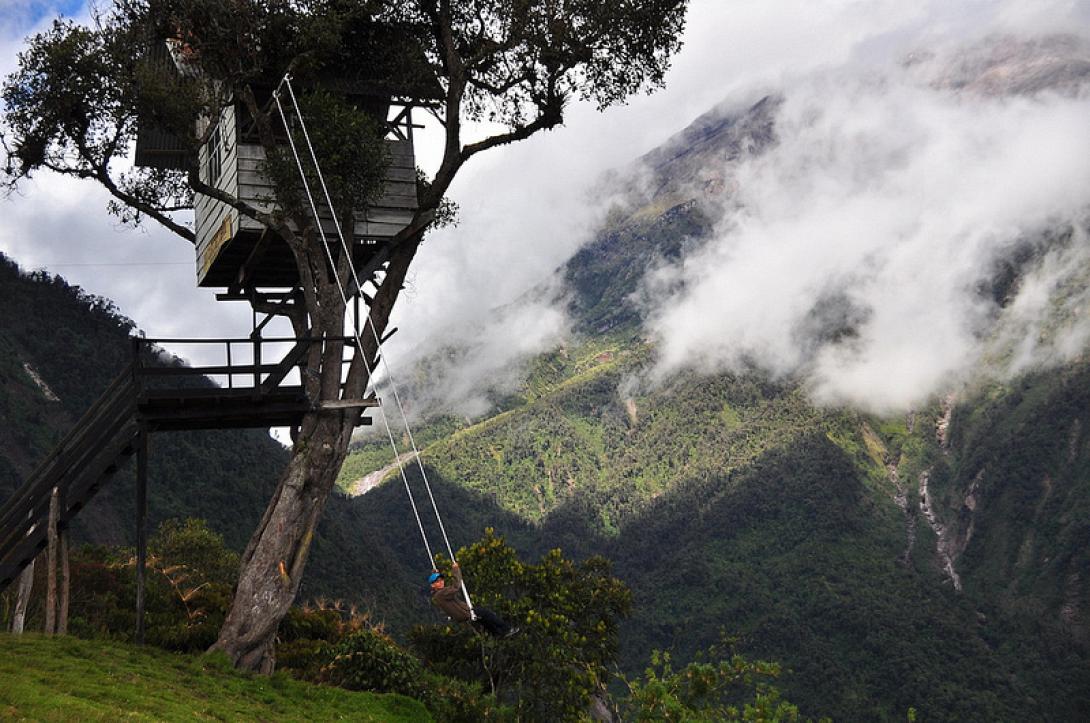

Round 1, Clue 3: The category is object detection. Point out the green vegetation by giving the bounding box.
[5,179,1090,718]
[333,335,1090,719]
[0,633,428,721]
[352,336,832,532]
[618,641,809,722]
[410,530,631,720]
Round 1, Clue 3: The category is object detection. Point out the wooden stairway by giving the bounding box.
[0,366,140,590]
[0,335,378,593]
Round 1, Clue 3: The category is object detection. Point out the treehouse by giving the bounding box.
[1,22,443,643]
[134,25,441,292]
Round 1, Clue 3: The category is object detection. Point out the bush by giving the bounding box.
[318,628,428,697]
[617,638,816,723]
[419,672,511,723]
[276,638,332,681]
[289,609,505,721]
[409,529,631,721]
[22,519,240,652]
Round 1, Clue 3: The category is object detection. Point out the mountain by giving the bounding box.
[334,35,1090,719]
[3,33,1089,720]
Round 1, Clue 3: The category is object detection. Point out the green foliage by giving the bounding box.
[263,88,389,220]
[320,627,429,697]
[410,530,631,721]
[618,641,809,722]
[410,339,827,531]
[149,518,240,588]
[3,19,138,175]
[142,518,239,651]
[384,0,688,123]
[0,517,241,652]
[20,519,239,652]
[279,604,503,721]
[0,633,429,721]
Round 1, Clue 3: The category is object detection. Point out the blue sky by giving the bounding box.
[1,0,86,39]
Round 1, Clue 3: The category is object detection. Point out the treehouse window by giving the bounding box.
[207,124,223,185]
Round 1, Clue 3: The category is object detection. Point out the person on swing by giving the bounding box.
[429,562,519,638]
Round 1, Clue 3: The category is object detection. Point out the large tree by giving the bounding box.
[1,0,687,671]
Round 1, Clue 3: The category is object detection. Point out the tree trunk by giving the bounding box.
[210,411,356,671]
[211,236,420,671]
[11,558,34,634]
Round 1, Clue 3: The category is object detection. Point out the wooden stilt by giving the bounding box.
[11,510,35,634]
[136,426,148,644]
[45,486,59,634]
[58,524,69,635]
[11,557,34,634]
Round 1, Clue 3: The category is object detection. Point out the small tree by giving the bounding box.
[410,529,631,720]
[2,0,688,670]
[618,637,814,722]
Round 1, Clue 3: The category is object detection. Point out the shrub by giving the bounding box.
[318,628,428,697]
[304,618,506,721]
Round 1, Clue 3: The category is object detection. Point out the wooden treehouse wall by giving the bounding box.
[194,106,418,288]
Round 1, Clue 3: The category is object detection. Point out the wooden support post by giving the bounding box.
[11,510,35,634]
[252,335,262,398]
[354,292,360,339]
[10,520,34,634]
[135,426,148,644]
[58,524,69,635]
[45,486,59,635]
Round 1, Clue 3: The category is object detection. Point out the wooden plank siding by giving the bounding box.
[195,106,241,282]
[194,122,417,285]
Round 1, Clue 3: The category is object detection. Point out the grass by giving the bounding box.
[0,634,430,722]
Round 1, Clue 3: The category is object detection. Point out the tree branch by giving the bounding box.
[93,166,196,243]
[186,168,278,229]
[461,106,562,163]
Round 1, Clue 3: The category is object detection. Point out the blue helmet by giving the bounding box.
[428,572,442,584]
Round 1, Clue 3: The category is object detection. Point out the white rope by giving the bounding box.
[281,75,476,617]
[271,84,435,572]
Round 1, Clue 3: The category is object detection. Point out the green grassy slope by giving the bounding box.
[0,634,428,721]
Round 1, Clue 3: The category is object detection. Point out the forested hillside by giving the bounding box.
[341,323,1090,719]
[333,80,1090,717]
[4,33,1090,720]
[0,253,422,611]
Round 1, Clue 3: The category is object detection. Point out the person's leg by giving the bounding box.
[473,607,509,637]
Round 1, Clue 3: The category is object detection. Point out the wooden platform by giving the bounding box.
[0,336,378,592]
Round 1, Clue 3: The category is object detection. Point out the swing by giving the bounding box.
[273,74,477,618]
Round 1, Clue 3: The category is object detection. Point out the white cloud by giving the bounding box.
[5,0,1090,418]
[0,1,285,367]
[642,46,1090,414]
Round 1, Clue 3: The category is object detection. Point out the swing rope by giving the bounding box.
[271,84,434,572]
[276,75,475,616]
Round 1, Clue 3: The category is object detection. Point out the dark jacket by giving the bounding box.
[431,566,472,622]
